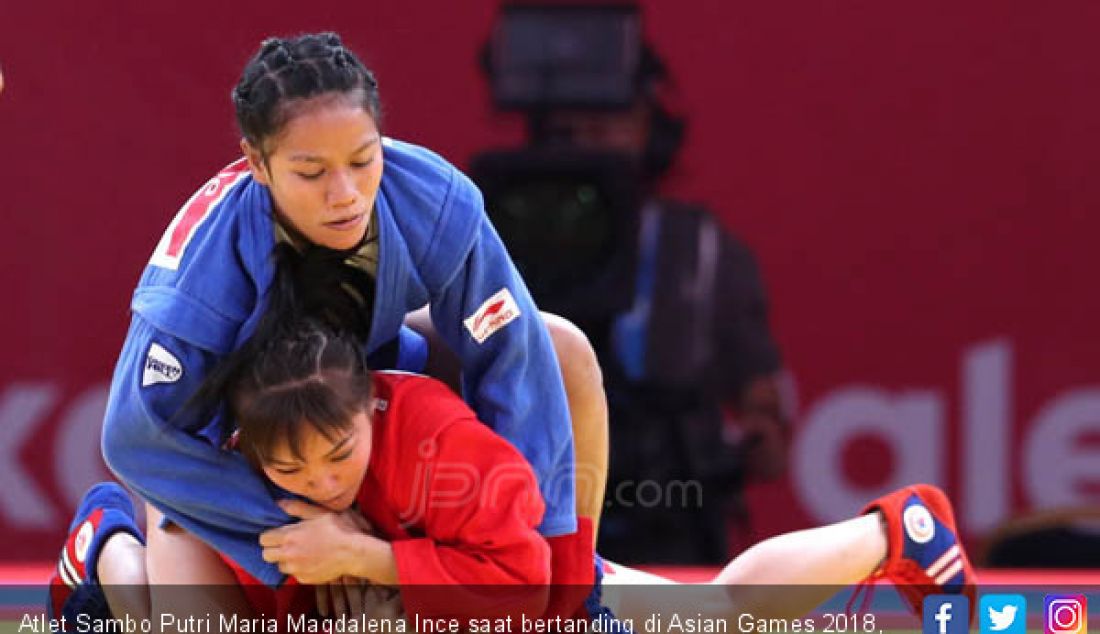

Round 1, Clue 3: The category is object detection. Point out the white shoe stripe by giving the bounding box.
[934,559,964,586]
[926,544,960,578]
[61,548,83,586]
[57,558,77,589]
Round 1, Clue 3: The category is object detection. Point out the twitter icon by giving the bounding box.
[981,594,1027,634]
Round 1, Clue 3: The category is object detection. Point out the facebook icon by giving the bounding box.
[924,595,971,634]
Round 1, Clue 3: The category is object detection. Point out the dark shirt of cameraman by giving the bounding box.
[546,84,791,564]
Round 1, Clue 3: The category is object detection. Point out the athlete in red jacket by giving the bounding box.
[226,367,557,621]
[51,319,975,627]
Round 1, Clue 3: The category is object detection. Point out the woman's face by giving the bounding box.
[244,94,383,251]
[260,410,374,512]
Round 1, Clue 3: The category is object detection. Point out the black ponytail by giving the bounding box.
[182,241,374,441]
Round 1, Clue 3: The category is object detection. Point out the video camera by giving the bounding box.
[470,3,657,324]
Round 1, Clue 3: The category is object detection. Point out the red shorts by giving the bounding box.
[221,554,315,619]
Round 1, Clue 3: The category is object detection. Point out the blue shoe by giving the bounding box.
[48,483,143,623]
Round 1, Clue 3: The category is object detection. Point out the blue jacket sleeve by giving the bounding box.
[101,314,289,587]
[427,217,578,537]
[375,140,577,537]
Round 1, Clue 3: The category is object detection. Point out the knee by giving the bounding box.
[541,312,603,392]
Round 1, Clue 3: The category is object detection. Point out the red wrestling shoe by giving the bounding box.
[860,484,977,619]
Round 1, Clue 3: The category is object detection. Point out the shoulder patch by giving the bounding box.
[464,288,521,344]
[142,343,184,387]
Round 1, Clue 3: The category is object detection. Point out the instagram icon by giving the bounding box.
[1044,595,1087,634]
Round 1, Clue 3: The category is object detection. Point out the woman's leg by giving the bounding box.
[144,504,254,630]
[613,485,973,622]
[50,489,249,626]
[710,513,886,586]
[405,307,609,538]
[709,513,886,619]
[76,503,253,625]
[96,532,150,621]
[603,513,887,623]
[541,313,609,533]
[48,483,148,622]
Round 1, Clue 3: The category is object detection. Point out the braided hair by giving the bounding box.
[181,33,383,442]
[229,317,372,468]
[182,242,373,439]
[232,32,382,154]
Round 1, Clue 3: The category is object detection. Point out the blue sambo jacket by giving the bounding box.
[102,138,576,586]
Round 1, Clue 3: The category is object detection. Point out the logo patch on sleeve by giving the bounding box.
[464,288,521,344]
[142,343,184,387]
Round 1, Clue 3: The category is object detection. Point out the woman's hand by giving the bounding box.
[259,499,383,584]
[316,578,404,621]
[364,585,404,621]
[316,577,368,618]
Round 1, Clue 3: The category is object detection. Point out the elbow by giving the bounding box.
[100,404,150,486]
[100,413,130,480]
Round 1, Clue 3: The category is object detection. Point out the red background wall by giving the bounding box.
[2,0,1098,559]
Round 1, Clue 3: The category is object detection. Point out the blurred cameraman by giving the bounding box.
[474,3,789,564]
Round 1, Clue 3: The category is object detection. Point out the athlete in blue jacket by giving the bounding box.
[94,33,591,587]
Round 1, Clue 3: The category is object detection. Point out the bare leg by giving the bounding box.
[97,533,150,621]
[712,512,886,586]
[706,512,887,619]
[144,504,253,631]
[542,313,609,534]
[608,513,888,622]
[83,504,253,628]
[405,307,609,539]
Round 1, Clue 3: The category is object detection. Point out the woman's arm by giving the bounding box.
[427,216,577,539]
[258,501,397,586]
[384,381,553,620]
[102,317,291,586]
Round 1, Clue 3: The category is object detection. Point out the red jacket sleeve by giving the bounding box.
[389,402,551,620]
[542,516,597,619]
